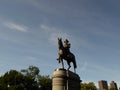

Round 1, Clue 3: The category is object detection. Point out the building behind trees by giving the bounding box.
[98,80,108,90]
[109,81,118,90]
[98,80,118,90]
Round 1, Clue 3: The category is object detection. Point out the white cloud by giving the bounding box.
[40,24,70,45]
[82,62,120,78]
[3,21,28,32]
[40,24,94,50]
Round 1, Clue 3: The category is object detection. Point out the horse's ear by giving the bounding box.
[58,38,62,41]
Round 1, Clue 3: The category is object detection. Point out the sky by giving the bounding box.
[0,0,120,88]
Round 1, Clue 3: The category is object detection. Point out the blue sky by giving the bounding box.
[0,0,120,88]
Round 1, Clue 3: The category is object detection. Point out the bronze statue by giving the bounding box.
[57,38,77,73]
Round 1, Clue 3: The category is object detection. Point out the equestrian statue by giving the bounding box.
[57,38,77,73]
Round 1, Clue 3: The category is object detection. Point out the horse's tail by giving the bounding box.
[73,56,77,69]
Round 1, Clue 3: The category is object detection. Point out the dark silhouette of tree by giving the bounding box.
[0,66,52,90]
[38,75,52,90]
[20,65,40,90]
[0,70,25,90]
[21,65,40,76]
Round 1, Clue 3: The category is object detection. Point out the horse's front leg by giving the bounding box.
[57,55,61,63]
[61,59,64,69]
[57,56,64,69]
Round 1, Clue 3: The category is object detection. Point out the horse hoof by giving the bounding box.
[67,68,69,71]
[57,59,61,63]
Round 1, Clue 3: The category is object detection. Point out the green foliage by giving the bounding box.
[81,82,97,90]
[38,75,52,90]
[0,70,26,90]
[20,65,40,90]
[109,88,118,90]
[0,65,52,90]
[21,65,40,77]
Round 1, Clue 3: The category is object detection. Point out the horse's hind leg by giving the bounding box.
[74,68,76,73]
[67,65,71,70]
[67,62,71,70]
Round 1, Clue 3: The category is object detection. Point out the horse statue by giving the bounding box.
[57,38,77,73]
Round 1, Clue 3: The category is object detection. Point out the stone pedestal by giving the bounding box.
[52,68,81,90]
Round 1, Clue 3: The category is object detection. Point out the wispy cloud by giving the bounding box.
[40,24,95,49]
[40,24,70,45]
[3,21,28,32]
[80,62,120,77]
[80,61,88,71]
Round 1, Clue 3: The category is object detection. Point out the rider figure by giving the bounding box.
[64,39,71,55]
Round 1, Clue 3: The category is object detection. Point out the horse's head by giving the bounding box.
[58,38,62,44]
[58,38,62,40]
[58,38,63,49]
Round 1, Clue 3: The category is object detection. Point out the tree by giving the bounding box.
[38,75,52,90]
[0,65,53,90]
[21,65,40,90]
[109,88,118,90]
[0,70,25,90]
[21,65,40,77]
[81,82,97,90]
[0,66,40,90]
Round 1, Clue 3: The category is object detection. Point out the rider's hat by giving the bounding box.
[64,39,69,43]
